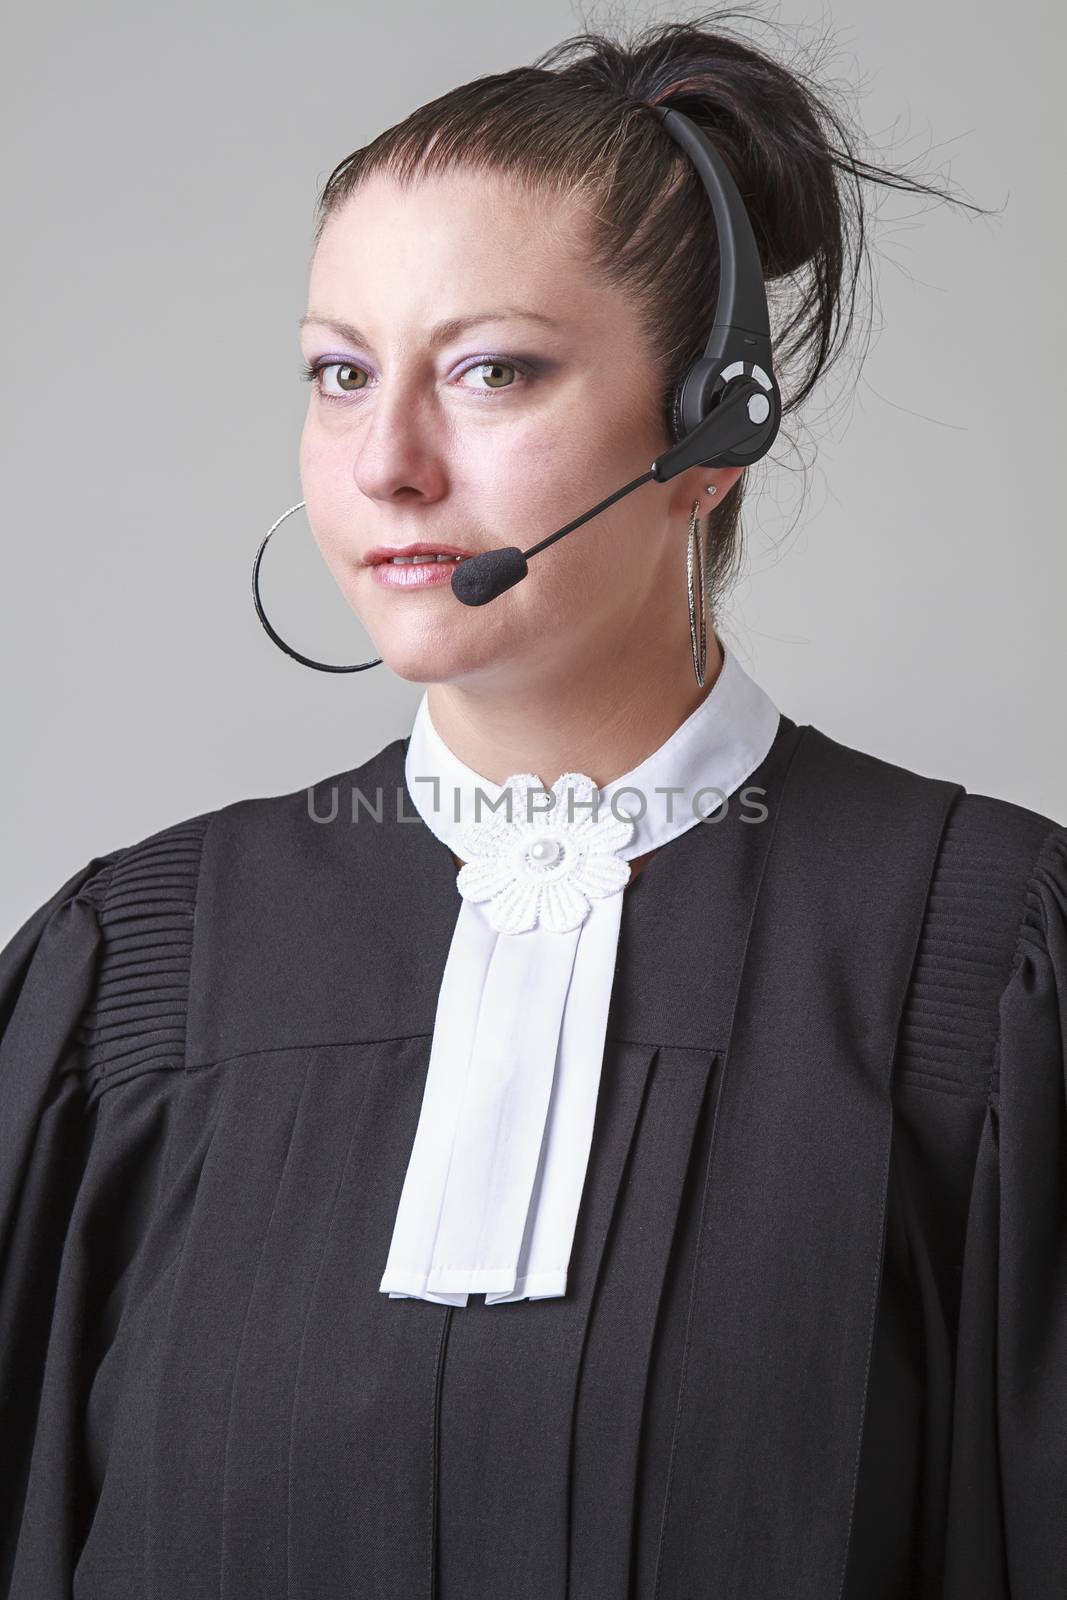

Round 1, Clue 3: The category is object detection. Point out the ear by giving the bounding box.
[665,462,746,522]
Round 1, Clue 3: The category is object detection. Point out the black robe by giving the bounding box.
[1,712,1065,1599]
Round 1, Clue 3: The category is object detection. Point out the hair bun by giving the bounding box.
[541,22,852,280]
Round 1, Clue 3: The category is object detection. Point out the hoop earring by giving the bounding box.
[251,501,383,673]
[687,495,711,687]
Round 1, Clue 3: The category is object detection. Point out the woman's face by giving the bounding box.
[299,166,730,693]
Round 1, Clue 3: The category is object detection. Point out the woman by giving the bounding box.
[2,14,1064,1600]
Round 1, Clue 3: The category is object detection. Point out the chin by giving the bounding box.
[377,632,506,686]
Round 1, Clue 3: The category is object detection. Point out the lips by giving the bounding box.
[364,542,475,565]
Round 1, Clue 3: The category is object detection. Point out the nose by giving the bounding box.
[350,377,449,508]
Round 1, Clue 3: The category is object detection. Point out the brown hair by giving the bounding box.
[311,6,990,622]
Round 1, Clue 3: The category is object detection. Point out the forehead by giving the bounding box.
[307,167,603,331]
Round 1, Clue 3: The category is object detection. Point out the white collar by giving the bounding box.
[379,634,781,1304]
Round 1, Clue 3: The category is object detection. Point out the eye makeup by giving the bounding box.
[300,353,542,402]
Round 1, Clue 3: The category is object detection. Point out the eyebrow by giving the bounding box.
[298,308,560,347]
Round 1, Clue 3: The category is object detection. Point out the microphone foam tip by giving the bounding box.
[451,546,529,606]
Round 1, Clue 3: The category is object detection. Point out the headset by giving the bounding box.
[450,104,781,607]
[253,106,782,667]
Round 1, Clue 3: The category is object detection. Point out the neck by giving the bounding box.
[425,630,724,792]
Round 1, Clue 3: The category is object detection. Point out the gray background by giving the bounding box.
[2,0,1063,935]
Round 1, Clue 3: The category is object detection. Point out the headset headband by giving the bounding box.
[648,105,780,477]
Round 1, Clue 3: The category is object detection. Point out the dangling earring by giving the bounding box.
[251,500,384,673]
[687,487,716,686]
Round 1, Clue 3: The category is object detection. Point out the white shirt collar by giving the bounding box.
[379,633,780,1304]
[403,629,781,861]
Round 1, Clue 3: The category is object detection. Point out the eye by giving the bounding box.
[300,360,368,397]
[299,354,533,402]
[456,357,526,392]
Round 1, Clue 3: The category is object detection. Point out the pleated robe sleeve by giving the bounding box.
[0,850,125,1596]
[946,822,1067,1597]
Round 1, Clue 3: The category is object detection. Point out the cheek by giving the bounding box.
[519,514,648,641]
[467,413,618,542]
[467,415,652,609]
[298,421,335,497]
[298,426,353,556]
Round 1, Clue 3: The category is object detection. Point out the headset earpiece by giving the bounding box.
[666,354,780,461]
[668,376,688,444]
[668,359,709,444]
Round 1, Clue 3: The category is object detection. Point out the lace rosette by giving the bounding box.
[454,771,635,934]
